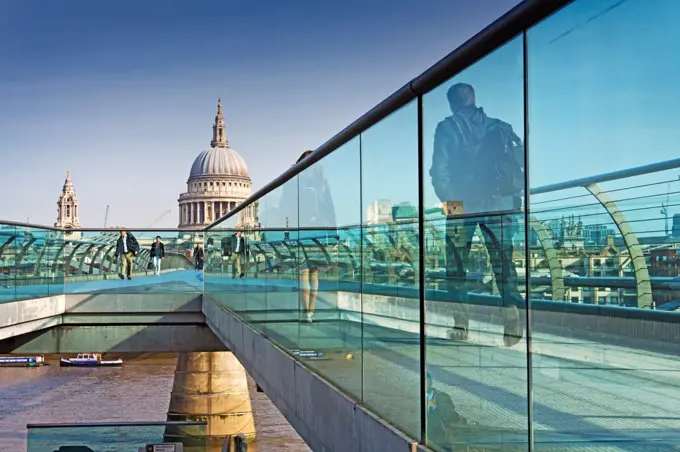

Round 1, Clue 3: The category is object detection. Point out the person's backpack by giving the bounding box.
[299,184,336,227]
[445,112,524,201]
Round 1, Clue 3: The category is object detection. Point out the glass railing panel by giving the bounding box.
[359,100,421,438]
[45,229,65,297]
[221,196,268,321]
[14,225,61,300]
[26,421,207,451]
[294,138,363,400]
[0,224,17,303]
[260,182,299,324]
[528,0,680,447]
[204,228,240,308]
[62,230,203,295]
[422,32,527,451]
[0,224,63,303]
[424,213,528,451]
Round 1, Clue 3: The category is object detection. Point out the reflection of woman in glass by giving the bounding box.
[296,150,336,323]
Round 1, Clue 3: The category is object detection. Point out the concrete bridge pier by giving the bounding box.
[165,351,256,450]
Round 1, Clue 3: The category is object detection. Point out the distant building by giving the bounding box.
[672,214,680,237]
[650,248,680,278]
[583,224,616,249]
[366,200,393,225]
[55,171,81,239]
[649,248,680,305]
[392,203,418,222]
[546,214,584,250]
[178,99,255,229]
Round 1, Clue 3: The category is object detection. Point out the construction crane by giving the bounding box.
[661,185,670,237]
[147,209,172,228]
[104,205,110,228]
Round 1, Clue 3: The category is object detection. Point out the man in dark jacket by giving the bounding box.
[430,83,524,347]
[115,230,139,280]
[150,236,165,276]
[228,231,248,278]
[194,244,205,270]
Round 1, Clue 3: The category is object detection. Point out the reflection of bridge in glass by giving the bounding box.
[240,156,680,311]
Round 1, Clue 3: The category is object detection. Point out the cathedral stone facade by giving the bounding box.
[55,171,81,239]
[178,99,255,229]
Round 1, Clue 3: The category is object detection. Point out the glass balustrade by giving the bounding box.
[200,1,680,450]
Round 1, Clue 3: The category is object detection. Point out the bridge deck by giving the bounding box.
[0,270,204,302]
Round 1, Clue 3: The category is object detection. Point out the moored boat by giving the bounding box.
[0,355,45,367]
[290,349,325,359]
[59,353,123,367]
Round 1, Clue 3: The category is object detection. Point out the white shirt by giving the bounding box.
[235,236,241,253]
[122,236,128,253]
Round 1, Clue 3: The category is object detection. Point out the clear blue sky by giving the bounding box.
[0,0,520,228]
[3,0,678,238]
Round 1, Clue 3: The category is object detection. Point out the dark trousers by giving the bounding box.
[444,214,523,330]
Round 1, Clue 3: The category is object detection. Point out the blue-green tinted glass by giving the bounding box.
[0,224,17,303]
[0,225,64,303]
[261,178,300,324]
[296,139,362,400]
[359,100,421,438]
[204,228,241,309]
[528,0,680,448]
[423,34,527,452]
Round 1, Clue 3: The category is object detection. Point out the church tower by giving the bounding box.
[56,171,81,238]
[210,98,228,148]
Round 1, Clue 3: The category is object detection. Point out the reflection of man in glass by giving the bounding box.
[430,83,524,347]
[296,150,336,323]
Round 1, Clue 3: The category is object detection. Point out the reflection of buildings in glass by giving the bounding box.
[366,199,421,225]
[650,248,680,306]
[545,215,584,250]
[366,200,393,225]
[55,171,81,240]
[363,199,418,276]
[650,248,680,277]
[672,214,680,238]
[177,99,255,229]
[583,224,616,249]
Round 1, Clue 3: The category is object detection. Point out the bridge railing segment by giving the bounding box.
[0,226,204,300]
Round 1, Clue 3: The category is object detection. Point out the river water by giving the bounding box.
[0,354,311,452]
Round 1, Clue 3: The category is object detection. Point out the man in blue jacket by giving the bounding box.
[430,83,524,347]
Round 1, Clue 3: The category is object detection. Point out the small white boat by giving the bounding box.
[60,353,123,367]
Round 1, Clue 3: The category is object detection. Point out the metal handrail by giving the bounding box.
[531,156,680,195]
